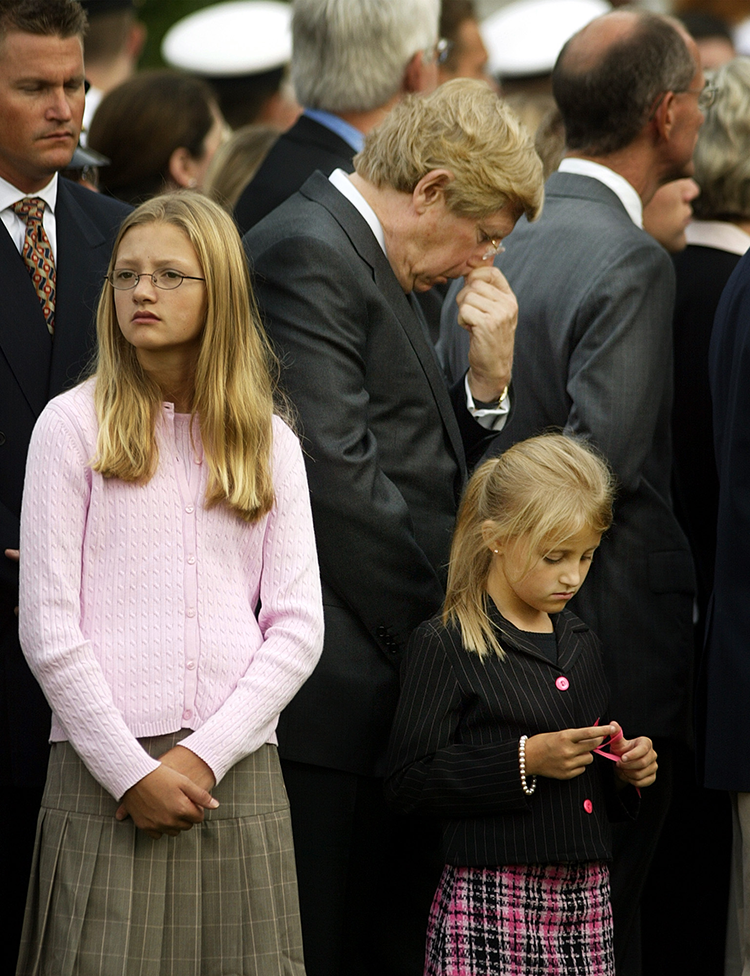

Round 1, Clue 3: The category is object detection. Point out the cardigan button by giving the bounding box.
[583,799,593,814]
[555,676,569,691]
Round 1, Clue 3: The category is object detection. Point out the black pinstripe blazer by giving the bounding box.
[385,605,637,867]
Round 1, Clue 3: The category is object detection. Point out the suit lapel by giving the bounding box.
[490,602,588,671]
[554,610,588,671]
[50,180,106,395]
[300,173,467,472]
[0,220,52,416]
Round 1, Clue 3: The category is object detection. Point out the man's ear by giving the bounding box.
[412,169,453,213]
[651,89,677,141]
[402,49,437,94]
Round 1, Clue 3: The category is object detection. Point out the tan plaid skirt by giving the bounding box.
[16,733,305,976]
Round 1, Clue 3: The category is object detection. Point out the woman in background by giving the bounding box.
[88,71,227,204]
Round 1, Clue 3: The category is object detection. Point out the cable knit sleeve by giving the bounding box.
[19,395,161,800]
[179,418,324,782]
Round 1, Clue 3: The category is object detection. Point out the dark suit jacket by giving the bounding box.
[234,114,355,236]
[244,172,490,776]
[703,248,750,789]
[441,172,695,740]
[672,244,741,624]
[386,606,636,866]
[0,177,131,787]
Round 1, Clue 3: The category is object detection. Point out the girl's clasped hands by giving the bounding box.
[524,721,658,788]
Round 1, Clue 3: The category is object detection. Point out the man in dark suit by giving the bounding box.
[705,222,750,976]
[234,0,441,236]
[0,0,131,956]
[440,10,703,975]
[244,80,543,976]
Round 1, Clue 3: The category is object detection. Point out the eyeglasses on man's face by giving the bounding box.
[648,82,718,121]
[422,38,453,66]
[674,83,718,111]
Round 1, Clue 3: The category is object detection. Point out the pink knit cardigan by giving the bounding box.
[19,380,324,800]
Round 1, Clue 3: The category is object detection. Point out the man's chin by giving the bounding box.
[413,275,448,292]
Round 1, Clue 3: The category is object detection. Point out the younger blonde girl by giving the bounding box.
[387,433,657,976]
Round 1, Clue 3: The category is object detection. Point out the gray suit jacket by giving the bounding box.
[440,171,695,739]
[244,172,489,775]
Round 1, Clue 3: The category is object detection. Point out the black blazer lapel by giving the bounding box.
[301,173,467,474]
[0,222,52,416]
[50,180,109,395]
[554,610,589,671]
[489,602,589,671]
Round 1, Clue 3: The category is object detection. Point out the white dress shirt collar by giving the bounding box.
[0,172,59,257]
[329,168,387,255]
[685,219,750,257]
[559,158,643,229]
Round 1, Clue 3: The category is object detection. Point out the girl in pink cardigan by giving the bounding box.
[16,193,324,976]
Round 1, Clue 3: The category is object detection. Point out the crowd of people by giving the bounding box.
[3,0,750,974]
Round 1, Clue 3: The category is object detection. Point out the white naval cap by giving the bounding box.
[162,0,292,78]
[733,18,750,58]
[483,0,611,78]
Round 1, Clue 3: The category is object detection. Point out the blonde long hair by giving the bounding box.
[444,434,615,658]
[92,191,279,523]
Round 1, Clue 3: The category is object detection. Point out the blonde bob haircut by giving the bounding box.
[444,434,615,659]
[693,58,750,221]
[92,191,279,523]
[354,78,544,221]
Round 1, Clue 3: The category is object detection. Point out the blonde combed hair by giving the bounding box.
[444,434,615,658]
[354,79,544,221]
[93,191,279,523]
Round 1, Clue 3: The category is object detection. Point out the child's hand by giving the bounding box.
[115,764,219,840]
[607,721,658,788]
[158,744,216,792]
[525,725,610,780]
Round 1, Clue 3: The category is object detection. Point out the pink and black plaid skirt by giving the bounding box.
[425,861,615,976]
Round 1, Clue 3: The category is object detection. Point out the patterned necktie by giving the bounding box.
[11,197,56,334]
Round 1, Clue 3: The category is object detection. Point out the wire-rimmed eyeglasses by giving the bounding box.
[423,38,453,66]
[675,83,718,111]
[648,83,719,121]
[107,269,206,290]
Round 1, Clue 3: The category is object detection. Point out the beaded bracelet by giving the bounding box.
[518,734,537,796]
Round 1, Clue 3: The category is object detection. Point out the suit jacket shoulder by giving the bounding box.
[234,115,355,235]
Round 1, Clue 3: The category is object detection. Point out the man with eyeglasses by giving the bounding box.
[439,10,704,976]
[0,0,130,960]
[245,79,544,976]
[233,0,442,237]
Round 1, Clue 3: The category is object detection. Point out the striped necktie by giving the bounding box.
[12,197,56,334]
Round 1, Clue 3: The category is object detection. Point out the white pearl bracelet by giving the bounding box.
[518,734,537,796]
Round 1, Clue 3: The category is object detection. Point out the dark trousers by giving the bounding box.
[610,739,674,975]
[281,759,443,976]
[640,745,731,976]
